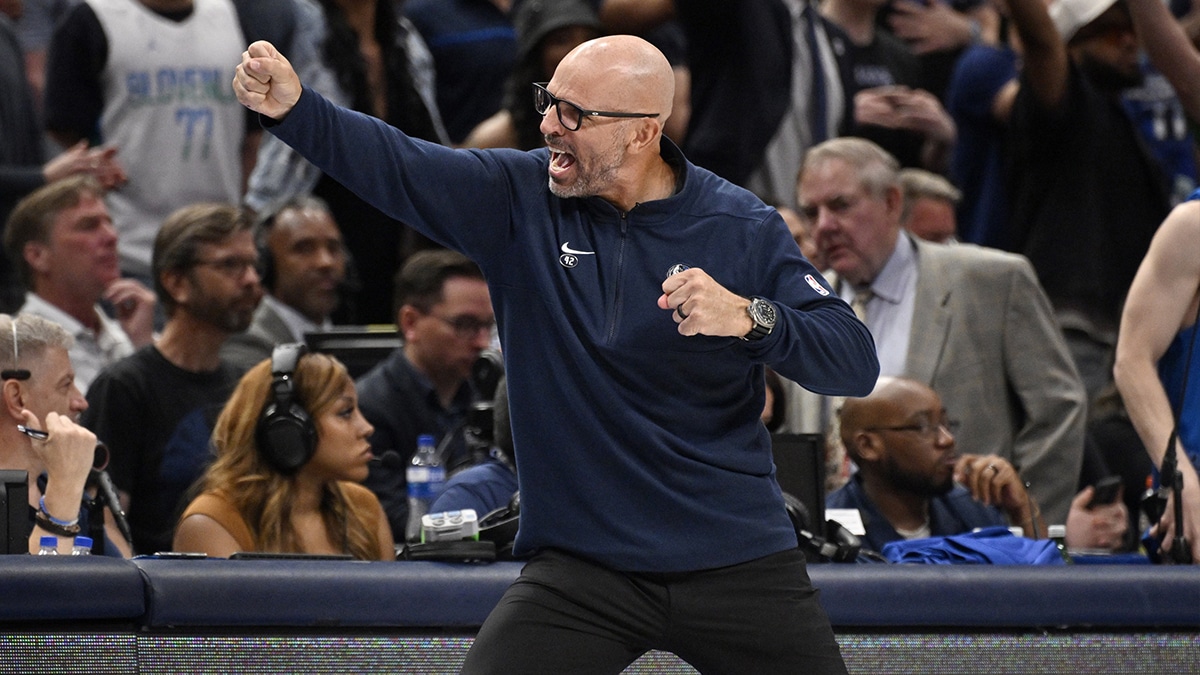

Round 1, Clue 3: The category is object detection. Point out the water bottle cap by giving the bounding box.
[40,535,57,547]
[74,536,94,548]
[1046,524,1067,539]
[418,434,435,446]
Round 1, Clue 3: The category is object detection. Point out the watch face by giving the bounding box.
[753,298,777,327]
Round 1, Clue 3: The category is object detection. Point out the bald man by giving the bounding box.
[830,377,1127,554]
[234,35,877,673]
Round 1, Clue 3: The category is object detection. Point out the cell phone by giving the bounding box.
[228,551,354,561]
[1086,476,1122,509]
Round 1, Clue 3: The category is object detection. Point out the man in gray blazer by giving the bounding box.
[796,137,1086,524]
[221,196,347,373]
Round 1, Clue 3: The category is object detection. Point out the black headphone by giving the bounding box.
[256,343,317,474]
[254,198,359,297]
[257,240,277,291]
[783,491,864,563]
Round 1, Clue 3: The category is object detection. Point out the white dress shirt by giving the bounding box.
[838,232,918,377]
[18,292,135,395]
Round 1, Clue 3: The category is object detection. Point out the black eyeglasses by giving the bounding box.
[430,313,495,339]
[865,419,961,439]
[532,82,660,131]
[193,255,259,278]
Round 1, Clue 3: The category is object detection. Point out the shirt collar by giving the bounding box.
[21,292,129,347]
[841,231,918,305]
[22,293,88,335]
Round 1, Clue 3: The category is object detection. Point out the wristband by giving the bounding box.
[35,511,81,537]
[39,495,80,527]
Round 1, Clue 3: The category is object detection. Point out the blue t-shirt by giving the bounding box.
[1123,58,1197,205]
[430,459,518,518]
[405,0,516,143]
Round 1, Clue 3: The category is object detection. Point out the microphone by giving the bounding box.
[370,450,406,470]
[88,446,132,547]
[93,442,110,472]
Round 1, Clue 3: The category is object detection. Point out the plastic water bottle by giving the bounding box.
[37,536,58,555]
[405,434,445,542]
[1047,524,1072,564]
[71,536,93,555]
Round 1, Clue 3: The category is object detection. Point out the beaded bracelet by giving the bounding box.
[39,496,80,527]
[34,511,81,538]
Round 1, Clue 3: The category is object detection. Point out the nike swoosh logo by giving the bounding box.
[561,242,595,255]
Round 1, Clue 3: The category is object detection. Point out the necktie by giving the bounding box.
[851,287,873,323]
[824,287,875,494]
[804,4,829,145]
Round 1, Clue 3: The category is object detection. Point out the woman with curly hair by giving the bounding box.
[173,348,393,560]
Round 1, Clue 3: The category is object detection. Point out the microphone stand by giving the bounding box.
[1169,470,1191,563]
[85,490,107,556]
[429,352,504,474]
[87,466,133,553]
[432,421,465,471]
[1160,437,1192,564]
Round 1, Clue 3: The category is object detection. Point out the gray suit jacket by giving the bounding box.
[220,302,296,374]
[831,239,1087,524]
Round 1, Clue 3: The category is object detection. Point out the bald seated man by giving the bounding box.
[829,376,1128,553]
[233,32,877,675]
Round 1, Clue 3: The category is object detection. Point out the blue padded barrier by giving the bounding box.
[809,565,1200,628]
[4,555,1197,631]
[134,559,1200,630]
[133,558,523,628]
[0,555,145,622]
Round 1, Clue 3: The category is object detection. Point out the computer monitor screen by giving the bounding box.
[305,328,402,379]
[771,433,825,529]
[1,470,29,554]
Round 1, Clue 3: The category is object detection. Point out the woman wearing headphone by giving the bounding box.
[173,346,393,560]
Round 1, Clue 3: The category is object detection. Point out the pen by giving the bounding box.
[17,425,49,440]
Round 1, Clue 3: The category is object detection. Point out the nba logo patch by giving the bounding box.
[805,274,830,296]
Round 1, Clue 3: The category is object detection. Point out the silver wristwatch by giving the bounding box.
[743,297,777,341]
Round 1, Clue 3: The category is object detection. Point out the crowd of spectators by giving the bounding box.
[2,0,1199,566]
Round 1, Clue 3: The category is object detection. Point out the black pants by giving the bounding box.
[460,548,847,675]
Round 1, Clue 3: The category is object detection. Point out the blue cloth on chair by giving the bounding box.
[882,527,1066,565]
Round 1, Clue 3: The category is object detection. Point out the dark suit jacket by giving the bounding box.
[220,301,296,374]
[676,0,857,187]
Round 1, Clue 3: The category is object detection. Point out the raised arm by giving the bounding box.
[1127,0,1200,121]
[27,411,99,554]
[1007,0,1071,110]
